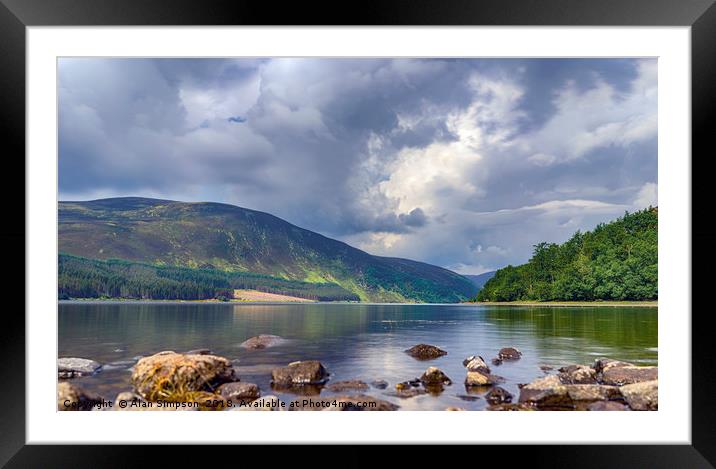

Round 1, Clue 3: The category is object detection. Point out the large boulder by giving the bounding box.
[217,382,261,402]
[58,382,103,411]
[271,360,328,386]
[558,365,598,384]
[58,357,102,378]
[463,356,491,373]
[601,366,658,386]
[619,380,658,410]
[420,367,452,386]
[518,375,621,409]
[131,351,237,401]
[405,344,447,360]
[326,380,369,392]
[497,347,522,360]
[240,335,284,350]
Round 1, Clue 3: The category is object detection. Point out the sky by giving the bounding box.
[58,58,657,274]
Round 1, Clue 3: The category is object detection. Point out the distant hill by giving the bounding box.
[464,271,496,290]
[59,197,477,303]
[476,208,657,302]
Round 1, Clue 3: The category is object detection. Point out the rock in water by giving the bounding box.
[58,357,102,378]
[218,382,261,402]
[405,344,447,360]
[619,380,658,410]
[131,351,237,401]
[497,347,522,360]
[271,360,328,386]
[587,401,630,411]
[518,375,621,409]
[326,380,369,392]
[58,382,103,411]
[463,356,491,373]
[558,365,598,384]
[485,386,513,405]
[420,367,452,386]
[465,370,503,386]
[592,358,634,373]
[371,380,389,389]
[240,335,284,350]
[600,366,658,386]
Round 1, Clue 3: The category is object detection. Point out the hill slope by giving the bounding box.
[59,197,477,302]
[464,271,496,290]
[476,208,657,302]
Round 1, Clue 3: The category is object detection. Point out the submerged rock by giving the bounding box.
[58,357,102,378]
[131,351,236,401]
[240,335,284,350]
[405,344,447,360]
[487,403,534,411]
[58,382,103,411]
[463,356,491,373]
[388,387,427,398]
[445,406,465,411]
[218,382,260,402]
[485,386,513,405]
[420,367,452,386]
[326,380,369,392]
[491,357,503,366]
[185,348,212,355]
[271,360,329,386]
[619,380,658,410]
[370,379,389,390]
[600,366,658,386]
[497,347,522,360]
[558,365,598,384]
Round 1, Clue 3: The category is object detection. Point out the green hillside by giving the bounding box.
[59,253,358,301]
[59,197,477,303]
[476,208,657,302]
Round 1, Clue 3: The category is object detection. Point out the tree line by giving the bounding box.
[58,254,360,301]
[475,207,657,302]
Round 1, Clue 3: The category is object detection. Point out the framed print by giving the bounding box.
[3,0,715,465]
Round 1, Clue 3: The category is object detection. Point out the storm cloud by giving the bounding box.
[59,58,657,274]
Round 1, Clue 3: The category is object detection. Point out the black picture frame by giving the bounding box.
[2,0,714,466]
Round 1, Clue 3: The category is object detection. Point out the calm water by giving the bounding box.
[58,303,658,411]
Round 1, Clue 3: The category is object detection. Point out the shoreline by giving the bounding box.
[467,301,657,307]
[59,299,657,307]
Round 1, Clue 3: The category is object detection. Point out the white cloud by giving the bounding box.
[633,182,658,209]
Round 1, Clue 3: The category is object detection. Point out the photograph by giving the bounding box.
[57,57,659,413]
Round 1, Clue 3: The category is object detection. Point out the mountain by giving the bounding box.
[476,207,657,302]
[464,271,496,290]
[59,197,477,303]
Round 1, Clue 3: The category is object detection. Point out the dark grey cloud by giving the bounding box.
[59,58,657,274]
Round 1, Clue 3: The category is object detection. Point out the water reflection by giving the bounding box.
[59,303,657,411]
